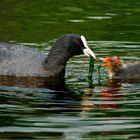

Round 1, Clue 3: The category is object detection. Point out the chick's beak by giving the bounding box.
[99,57,105,62]
[98,57,107,67]
[81,35,96,59]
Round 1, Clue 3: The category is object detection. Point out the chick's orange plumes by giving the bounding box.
[99,56,123,73]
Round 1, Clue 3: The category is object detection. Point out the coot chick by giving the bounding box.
[0,34,96,79]
[99,56,140,80]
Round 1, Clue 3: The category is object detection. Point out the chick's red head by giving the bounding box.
[99,56,123,72]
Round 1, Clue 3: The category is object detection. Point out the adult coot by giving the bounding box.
[0,34,96,79]
[99,56,140,80]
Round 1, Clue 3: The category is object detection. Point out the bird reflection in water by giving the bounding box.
[80,79,123,117]
[0,75,66,90]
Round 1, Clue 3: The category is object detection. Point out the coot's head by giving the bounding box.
[99,56,123,76]
[45,34,96,78]
[48,34,96,59]
[68,34,96,58]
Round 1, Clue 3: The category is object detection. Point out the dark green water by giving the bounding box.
[0,0,140,139]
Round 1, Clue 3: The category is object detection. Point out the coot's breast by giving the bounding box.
[0,43,47,76]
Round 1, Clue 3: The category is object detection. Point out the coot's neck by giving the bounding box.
[43,34,82,78]
[43,49,72,78]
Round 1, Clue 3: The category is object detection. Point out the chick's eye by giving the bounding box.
[110,59,113,62]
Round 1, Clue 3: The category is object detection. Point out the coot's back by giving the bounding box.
[0,43,47,76]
